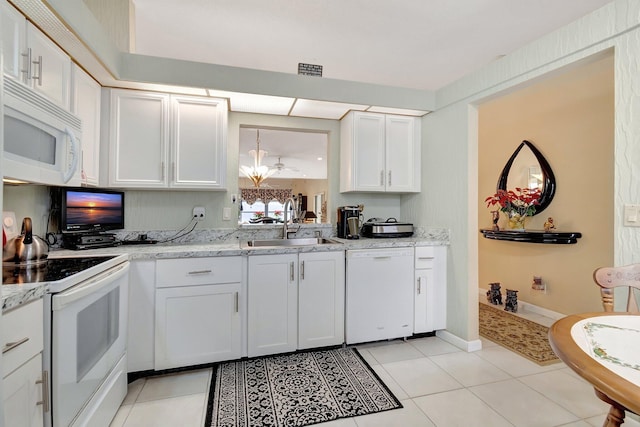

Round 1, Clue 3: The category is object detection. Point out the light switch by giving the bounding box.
[624,204,640,226]
[223,207,231,221]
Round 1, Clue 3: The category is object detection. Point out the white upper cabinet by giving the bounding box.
[104,89,228,189]
[106,89,169,188]
[71,64,101,186]
[1,0,71,109]
[171,95,227,188]
[1,0,26,81]
[340,111,421,193]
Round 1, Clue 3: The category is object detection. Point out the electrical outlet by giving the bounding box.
[193,206,205,221]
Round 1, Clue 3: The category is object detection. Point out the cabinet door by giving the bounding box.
[155,283,241,370]
[385,115,420,192]
[353,112,386,191]
[71,65,101,186]
[26,22,71,109]
[127,260,156,372]
[3,353,44,427]
[108,90,170,188]
[248,254,298,357]
[171,96,227,189]
[414,268,434,333]
[298,251,345,349]
[340,112,386,192]
[414,246,447,333]
[1,0,26,81]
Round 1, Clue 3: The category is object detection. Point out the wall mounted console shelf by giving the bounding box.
[480,229,582,244]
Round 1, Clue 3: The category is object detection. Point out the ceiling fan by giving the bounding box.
[271,156,299,174]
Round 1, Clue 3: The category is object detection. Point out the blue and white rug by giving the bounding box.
[206,348,402,427]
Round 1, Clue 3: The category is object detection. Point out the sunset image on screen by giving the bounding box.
[66,191,123,226]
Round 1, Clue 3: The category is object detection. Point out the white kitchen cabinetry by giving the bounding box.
[340,111,420,193]
[247,253,298,357]
[127,260,156,372]
[171,95,227,188]
[1,0,70,108]
[248,251,345,357]
[104,89,227,189]
[298,251,345,350]
[2,299,45,427]
[414,246,447,333]
[155,257,243,370]
[106,90,169,188]
[71,64,101,186]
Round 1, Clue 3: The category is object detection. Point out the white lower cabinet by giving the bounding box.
[298,252,345,350]
[154,257,244,370]
[2,298,45,427]
[247,253,298,357]
[127,260,156,372]
[414,246,447,333]
[4,354,44,427]
[248,251,345,357]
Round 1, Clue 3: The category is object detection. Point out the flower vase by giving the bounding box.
[507,212,526,230]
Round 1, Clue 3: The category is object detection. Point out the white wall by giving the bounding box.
[403,0,640,340]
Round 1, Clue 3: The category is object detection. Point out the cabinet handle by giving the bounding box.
[417,277,422,294]
[161,161,165,180]
[32,55,43,86]
[300,261,305,280]
[380,170,384,186]
[388,170,392,186]
[188,269,212,275]
[21,48,32,80]
[290,262,294,281]
[418,256,434,260]
[172,162,176,181]
[2,337,29,354]
[36,370,50,413]
[234,292,239,313]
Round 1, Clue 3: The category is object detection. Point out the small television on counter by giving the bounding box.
[59,187,125,234]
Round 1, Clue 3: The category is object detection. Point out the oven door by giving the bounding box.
[50,262,129,427]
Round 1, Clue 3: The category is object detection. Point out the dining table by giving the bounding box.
[548,312,640,427]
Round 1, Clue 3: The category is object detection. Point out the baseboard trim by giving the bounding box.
[478,288,564,321]
[436,330,482,352]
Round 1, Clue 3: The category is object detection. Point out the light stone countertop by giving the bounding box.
[2,282,47,312]
[2,228,449,311]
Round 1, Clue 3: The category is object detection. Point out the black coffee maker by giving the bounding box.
[337,206,362,239]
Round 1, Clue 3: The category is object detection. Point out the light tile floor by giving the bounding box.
[110,330,640,427]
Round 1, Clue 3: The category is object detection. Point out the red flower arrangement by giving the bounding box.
[485,187,541,218]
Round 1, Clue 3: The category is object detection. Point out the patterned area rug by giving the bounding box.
[205,348,401,427]
[479,302,560,366]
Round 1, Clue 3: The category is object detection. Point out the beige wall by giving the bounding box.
[478,54,614,314]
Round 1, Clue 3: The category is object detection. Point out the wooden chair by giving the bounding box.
[592,264,640,427]
[593,263,640,312]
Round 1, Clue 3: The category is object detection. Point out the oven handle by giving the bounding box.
[52,263,129,311]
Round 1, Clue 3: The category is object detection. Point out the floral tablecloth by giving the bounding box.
[571,315,640,387]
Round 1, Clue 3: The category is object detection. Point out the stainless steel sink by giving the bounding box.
[243,238,341,247]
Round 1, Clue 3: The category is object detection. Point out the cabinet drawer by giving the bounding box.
[2,299,44,378]
[415,246,436,269]
[156,257,242,287]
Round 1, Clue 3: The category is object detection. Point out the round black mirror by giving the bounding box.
[496,140,556,216]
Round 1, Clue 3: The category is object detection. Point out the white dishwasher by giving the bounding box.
[345,248,414,344]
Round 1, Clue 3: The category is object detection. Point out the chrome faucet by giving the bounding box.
[283,197,300,239]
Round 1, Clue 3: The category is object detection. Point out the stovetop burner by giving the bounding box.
[2,256,117,285]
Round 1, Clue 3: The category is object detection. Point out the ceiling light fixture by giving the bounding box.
[239,130,275,187]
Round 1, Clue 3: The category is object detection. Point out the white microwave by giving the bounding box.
[3,78,82,186]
